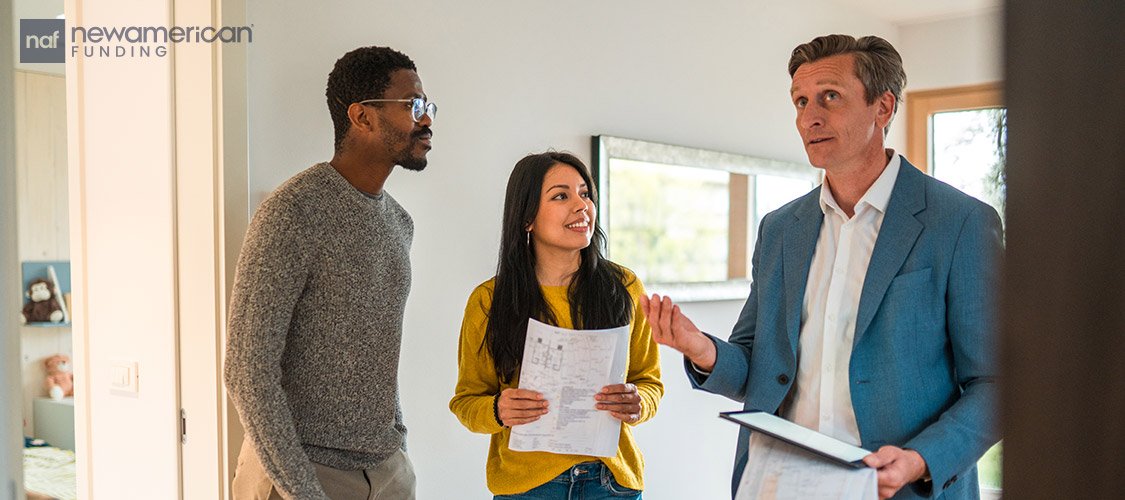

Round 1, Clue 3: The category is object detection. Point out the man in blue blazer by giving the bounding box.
[640,35,1002,499]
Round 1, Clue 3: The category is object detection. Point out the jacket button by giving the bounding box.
[777,374,790,385]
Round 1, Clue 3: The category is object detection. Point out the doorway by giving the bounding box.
[9,0,76,498]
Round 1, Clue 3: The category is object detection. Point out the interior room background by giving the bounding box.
[3,0,1002,498]
[244,1,1001,498]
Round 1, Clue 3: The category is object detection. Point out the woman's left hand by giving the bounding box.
[596,383,643,423]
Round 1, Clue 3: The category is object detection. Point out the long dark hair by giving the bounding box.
[484,152,634,384]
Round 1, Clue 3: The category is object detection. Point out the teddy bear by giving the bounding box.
[44,354,74,400]
[21,278,64,324]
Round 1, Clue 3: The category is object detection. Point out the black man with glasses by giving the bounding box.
[226,46,435,500]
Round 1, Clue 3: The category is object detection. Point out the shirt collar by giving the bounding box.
[819,150,901,217]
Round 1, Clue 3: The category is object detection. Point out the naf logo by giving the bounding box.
[20,19,65,63]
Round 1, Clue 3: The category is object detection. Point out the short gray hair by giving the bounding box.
[788,34,907,134]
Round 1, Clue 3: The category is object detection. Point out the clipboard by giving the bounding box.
[720,410,871,469]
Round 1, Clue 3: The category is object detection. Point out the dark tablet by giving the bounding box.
[720,410,871,469]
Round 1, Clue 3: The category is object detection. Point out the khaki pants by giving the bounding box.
[232,440,416,500]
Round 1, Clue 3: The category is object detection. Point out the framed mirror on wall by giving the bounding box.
[592,136,821,302]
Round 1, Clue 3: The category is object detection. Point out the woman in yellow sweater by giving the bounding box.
[450,152,663,499]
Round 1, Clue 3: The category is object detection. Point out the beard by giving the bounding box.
[396,149,428,171]
[381,118,431,172]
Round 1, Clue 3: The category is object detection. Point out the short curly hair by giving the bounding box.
[326,46,417,152]
[788,34,907,134]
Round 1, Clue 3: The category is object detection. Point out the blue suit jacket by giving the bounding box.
[689,159,1003,499]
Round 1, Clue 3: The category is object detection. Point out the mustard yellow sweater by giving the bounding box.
[449,271,663,495]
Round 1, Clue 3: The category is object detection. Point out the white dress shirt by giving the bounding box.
[782,153,901,446]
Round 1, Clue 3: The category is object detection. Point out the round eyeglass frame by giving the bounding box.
[359,97,436,123]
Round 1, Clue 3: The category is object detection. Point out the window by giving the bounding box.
[907,83,1005,498]
[931,108,1007,224]
[592,136,820,301]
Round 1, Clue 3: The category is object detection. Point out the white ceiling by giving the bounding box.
[828,0,1002,25]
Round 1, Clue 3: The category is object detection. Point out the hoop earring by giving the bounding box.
[526,230,531,246]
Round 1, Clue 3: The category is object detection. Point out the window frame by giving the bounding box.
[591,135,820,301]
[905,82,1004,174]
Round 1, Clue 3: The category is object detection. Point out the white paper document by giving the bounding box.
[508,318,630,457]
[735,433,878,500]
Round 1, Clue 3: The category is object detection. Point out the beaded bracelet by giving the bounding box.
[493,393,507,428]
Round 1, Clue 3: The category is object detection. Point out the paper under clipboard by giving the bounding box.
[723,411,878,500]
[720,410,871,468]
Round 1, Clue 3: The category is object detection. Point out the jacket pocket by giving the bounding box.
[887,267,933,296]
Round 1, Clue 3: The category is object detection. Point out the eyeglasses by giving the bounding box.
[359,97,437,123]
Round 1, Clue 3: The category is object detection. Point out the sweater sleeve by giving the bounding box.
[624,275,664,426]
[449,282,507,435]
[223,195,329,500]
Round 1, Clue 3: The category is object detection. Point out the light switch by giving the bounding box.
[110,360,138,393]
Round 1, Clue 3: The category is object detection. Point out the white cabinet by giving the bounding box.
[33,397,74,451]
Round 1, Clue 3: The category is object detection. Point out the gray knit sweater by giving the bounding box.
[225,162,412,500]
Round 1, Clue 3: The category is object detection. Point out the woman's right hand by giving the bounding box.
[497,388,549,426]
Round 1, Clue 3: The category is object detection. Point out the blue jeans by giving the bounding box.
[493,461,642,500]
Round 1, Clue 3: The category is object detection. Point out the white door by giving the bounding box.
[64,0,248,498]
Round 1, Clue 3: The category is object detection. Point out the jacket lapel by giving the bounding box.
[852,160,926,347]
[783,190,824,355]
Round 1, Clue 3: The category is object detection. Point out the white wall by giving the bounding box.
[245,1,896,498]
[898,8,1004,91]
